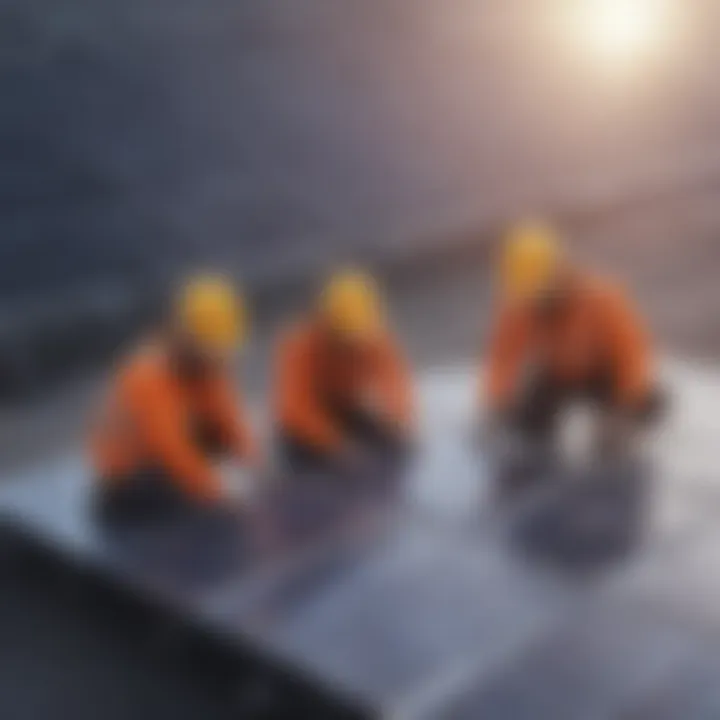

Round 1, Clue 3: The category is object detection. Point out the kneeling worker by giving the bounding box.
[483,222,662,457]
[274,270,414,473]
[90,274,258,525]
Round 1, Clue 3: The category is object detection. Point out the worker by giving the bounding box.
[273,269,414,474]
[483,222,663,457]
[90,274,258,526]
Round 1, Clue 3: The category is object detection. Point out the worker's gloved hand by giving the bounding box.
[383,416,415,451]
[194,478,225,507]
[594,385,668,460]
[634,385,668,426]
[360,402,405,438]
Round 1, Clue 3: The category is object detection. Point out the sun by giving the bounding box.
[571,0,676,75]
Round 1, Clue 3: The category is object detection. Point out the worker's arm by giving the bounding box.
[483,304,526,413]
[374,336,415,432]
[602,286,653,411]
[275,335,344,452]
[124,368,221,502]
[205,374,259,463]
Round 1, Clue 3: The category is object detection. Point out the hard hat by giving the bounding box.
[176,274,246,353]
[320,269,383,341]
[501,221,564,301]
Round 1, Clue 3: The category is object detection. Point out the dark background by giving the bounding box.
[2,0,719,298]
[0,0,718,393]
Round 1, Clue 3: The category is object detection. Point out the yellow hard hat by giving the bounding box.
[176,274,247,353]
[501,221,564,301]
[320,269,383,341]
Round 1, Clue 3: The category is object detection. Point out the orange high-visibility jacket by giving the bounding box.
[484,273,653,411]
[90,344,256,501]
[274,321,414,452]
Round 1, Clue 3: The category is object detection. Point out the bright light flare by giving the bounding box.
[569,0,677,76]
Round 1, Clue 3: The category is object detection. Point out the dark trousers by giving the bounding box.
[96,469,199,527]
[95,468,246,585]
[493,366,659,495]
[96,418,231,528]
[508,366,663,444]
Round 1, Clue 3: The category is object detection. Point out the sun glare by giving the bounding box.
[572,0,675,75]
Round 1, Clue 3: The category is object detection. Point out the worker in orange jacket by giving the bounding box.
[273,270,414,473]
[90,274,258,525]
[483,222,663,453]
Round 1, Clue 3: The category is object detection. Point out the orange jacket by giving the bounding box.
[274,321,414,452]
[484,273,653,411]
[90,344,256,501]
